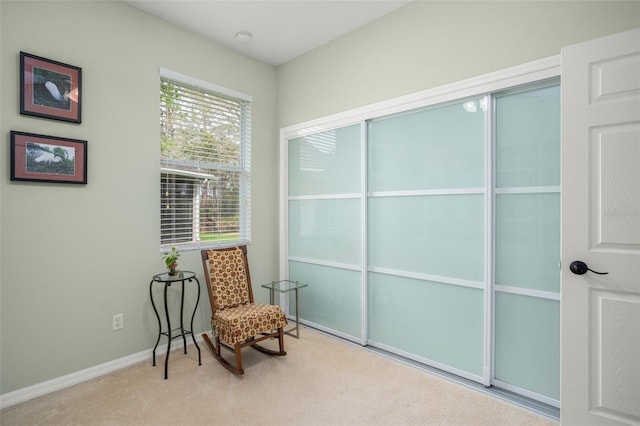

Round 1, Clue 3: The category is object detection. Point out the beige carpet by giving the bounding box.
[1,328,557,426]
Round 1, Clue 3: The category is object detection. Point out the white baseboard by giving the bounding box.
[0,334,207,410]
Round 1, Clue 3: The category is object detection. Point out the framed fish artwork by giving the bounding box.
[20,52,82,123]
[10,131,87,184]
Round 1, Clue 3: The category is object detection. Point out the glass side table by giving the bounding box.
[261,280,308,338]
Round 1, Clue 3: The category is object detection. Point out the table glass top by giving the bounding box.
[152,270,196,282]
[261,280,308,292]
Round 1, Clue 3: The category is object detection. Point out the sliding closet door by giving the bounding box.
[287,124,363,340]
[493,85,561,405]
[283,68,561,406]
[367,100,486,380]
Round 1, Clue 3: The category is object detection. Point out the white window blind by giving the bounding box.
[160,71,251,250]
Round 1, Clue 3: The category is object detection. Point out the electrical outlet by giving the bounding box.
[112,313,124,331]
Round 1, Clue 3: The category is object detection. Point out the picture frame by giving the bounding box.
[10,131,87,184]
[20,52,82,123]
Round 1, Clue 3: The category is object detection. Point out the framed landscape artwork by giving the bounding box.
[10,131,87,184]
[20,52,82,123]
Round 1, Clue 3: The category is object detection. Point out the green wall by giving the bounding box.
[277,1,640,127]
[1,0,638,399]
[0,0,278,394]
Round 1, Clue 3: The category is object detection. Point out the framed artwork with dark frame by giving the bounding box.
[20,52,82,123]
[10,131,87,184]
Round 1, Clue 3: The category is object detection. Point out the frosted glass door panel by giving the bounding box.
[289,199,361,265]
[368,272,484,376]
[495,193,560,292]
[288,125,361,196]
[495,292,560,400]
[369,195,484,282]
[368,100,485,192]
[289,261,361,338]
[495,86,560,188]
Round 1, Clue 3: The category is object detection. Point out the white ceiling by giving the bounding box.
[124,0,411,66]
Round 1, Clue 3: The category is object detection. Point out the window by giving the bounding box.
[160,69,251,250]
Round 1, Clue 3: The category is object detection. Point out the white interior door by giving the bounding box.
[561,28,640,425]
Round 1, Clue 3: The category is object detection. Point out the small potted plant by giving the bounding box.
[163,247,181,276]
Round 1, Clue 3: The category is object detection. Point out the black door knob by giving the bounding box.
[570,260,608,275]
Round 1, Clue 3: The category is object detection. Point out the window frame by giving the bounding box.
[159,68,252,252]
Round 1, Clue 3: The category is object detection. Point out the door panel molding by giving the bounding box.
[589,289,640,424]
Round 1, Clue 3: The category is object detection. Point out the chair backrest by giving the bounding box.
[201,246,255,312]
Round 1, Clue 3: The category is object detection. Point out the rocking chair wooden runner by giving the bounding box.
[201,246,287,375]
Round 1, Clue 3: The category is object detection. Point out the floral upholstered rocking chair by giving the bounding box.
[201,246,287,375]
